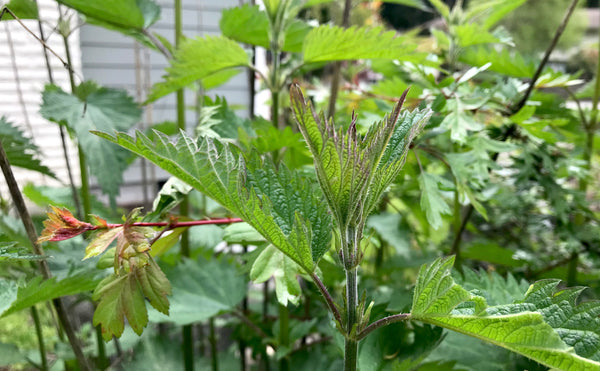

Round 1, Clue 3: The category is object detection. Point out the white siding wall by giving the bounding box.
[79,0,252,207]
[0,0,81,202]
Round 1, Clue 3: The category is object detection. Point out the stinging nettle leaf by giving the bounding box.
[303,25,417,63]
[290,85,430,229]
[94,130,331,272]
[411,256,600,370]
[147,36,250,102]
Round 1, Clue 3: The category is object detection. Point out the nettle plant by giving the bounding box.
[40,85,600,370]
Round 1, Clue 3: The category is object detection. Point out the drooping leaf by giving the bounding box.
[1,0,38,20]
[0,117,56,178]
[148,256,245,325]
[1,272,100,317]
[250,244,302,306]
[93,272,148,340]
[411,256,600,370]
[94,130,331,272]
[303,25,417,63]
[417,172,452,230]
[147,36,250,102]
[93,256,171,341]
[56,0,159,47]
[40,83,141,198]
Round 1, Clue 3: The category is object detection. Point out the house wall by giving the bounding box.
[0,0,81,203]
[79,0,253,208]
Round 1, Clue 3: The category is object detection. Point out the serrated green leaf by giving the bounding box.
[303,25,417,63]
[440,97,483,144]
[0,117,56,178]
[1,273,100,317]
[94,130,330,272]
[147,36,250,102]
[40,83,141,198]
[291,86,429,229]
[465,0,527,30]
[93,272,147,340]
[135,258,171,314]
[455,23,499,47]
[148,256,245,325]
[411,257,600,370]
[1,0,38,20]
[0,241,45,261]
[418,172,452,230]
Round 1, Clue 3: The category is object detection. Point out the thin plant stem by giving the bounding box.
[450,0,578,257]
[30,306,48,371]
[357,313,410,341]
[512,0,580,113]
[344,267,358,371]
[4,23,33,134]
[278,304,290,371]
[173,1,194,369]
[0,141,92,370]
[209,318,219,371]
[57,9,109,366]
[327,0,352,118]
[310,272,343,329]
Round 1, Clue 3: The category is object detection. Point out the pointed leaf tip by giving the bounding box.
[38,206,95,243]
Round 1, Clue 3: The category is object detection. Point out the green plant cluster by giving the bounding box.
[1,0,600,370]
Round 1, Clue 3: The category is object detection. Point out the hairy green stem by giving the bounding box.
[344,267,358,371]
[357,313,410,341]
[31,306,48,371]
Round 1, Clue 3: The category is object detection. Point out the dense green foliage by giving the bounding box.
[1,0,600,370]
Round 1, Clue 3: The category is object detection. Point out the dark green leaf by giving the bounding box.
[40,83,141,198]
[1,272,100,317]
[0,117,56,178]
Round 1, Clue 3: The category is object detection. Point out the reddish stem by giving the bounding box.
[105,218,243,229]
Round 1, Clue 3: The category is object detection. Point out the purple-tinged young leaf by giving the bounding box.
[38,206,94,243]
[85,227,122,260]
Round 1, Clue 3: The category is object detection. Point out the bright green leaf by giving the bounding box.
[147,36,250,102]
[303,26,417,63]
[411,257,600,370]
[251,245,302,306]
[94,130,331,272]
[1,0,38,20]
